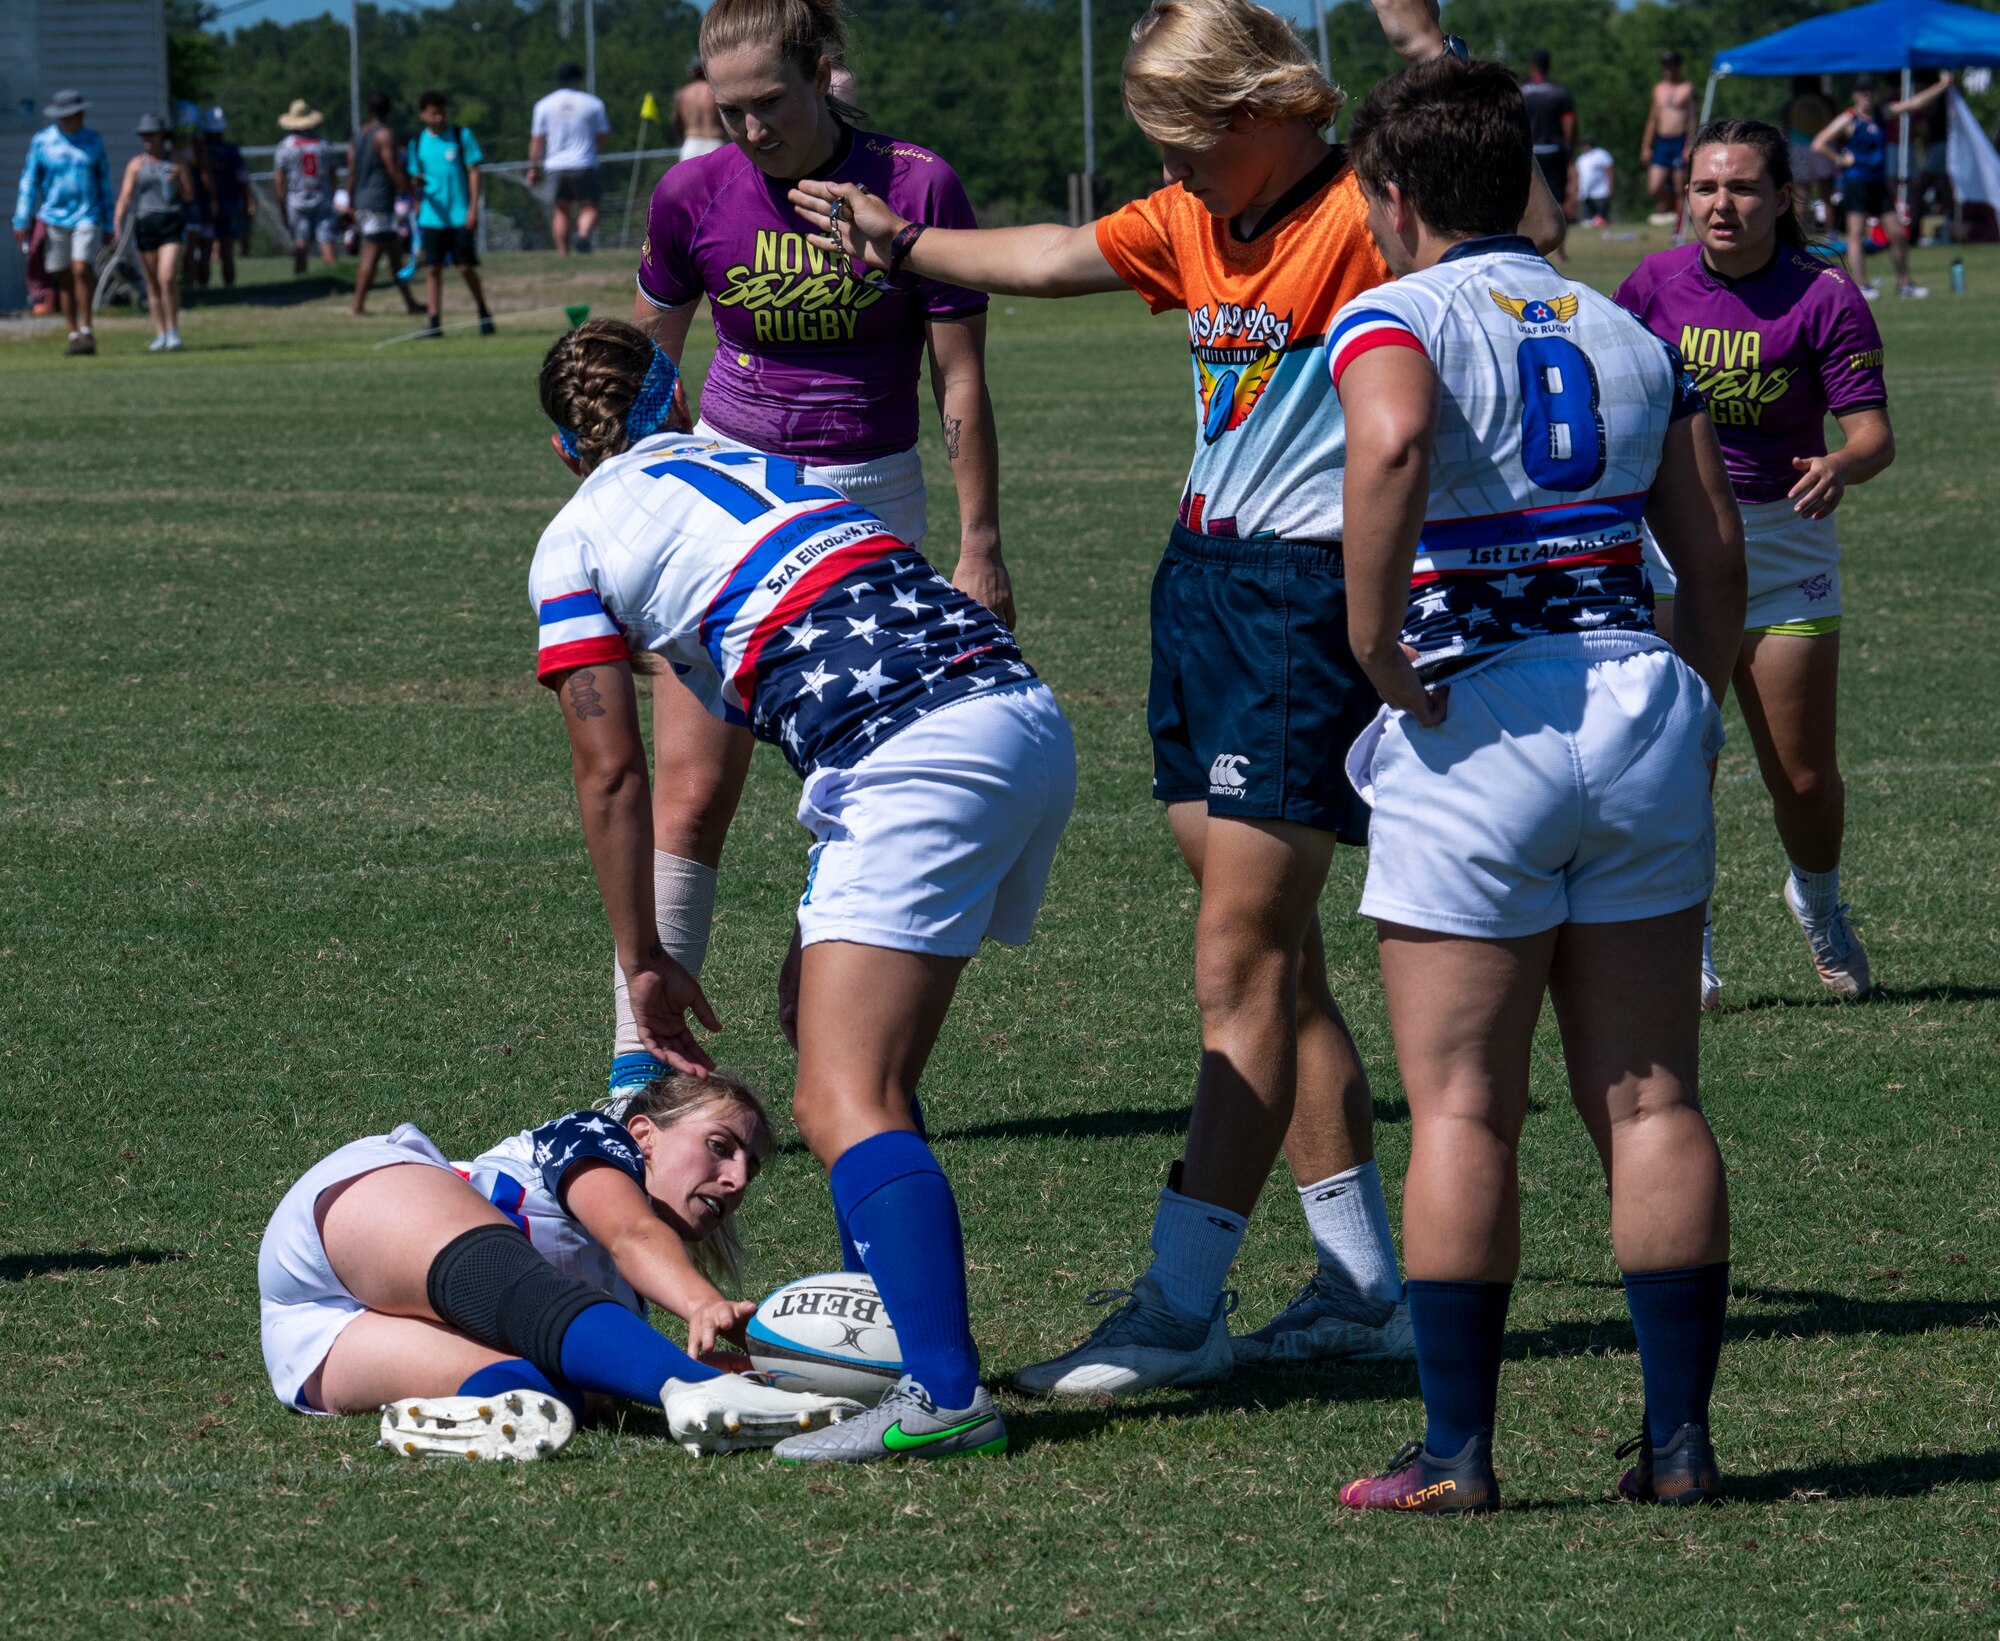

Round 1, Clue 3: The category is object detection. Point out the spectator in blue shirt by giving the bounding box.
[406,90,493,337]
[11,89,112,356]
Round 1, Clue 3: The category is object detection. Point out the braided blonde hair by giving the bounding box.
[1122,0,1342,149]
[538,319,655,475]
[621,1069,778,1292]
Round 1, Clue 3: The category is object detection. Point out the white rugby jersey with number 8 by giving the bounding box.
[1327,235,1705,680]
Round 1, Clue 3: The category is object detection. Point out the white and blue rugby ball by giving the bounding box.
[746,1271,902,1404]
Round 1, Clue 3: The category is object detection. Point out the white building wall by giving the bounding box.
[2,0,168,312]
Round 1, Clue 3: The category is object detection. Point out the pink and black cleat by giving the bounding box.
[1616,1422,1723,1505]
[1339,1436,1499,1515]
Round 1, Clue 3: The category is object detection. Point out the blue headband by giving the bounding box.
[554,340,679,460]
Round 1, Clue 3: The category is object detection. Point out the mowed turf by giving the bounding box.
[4,235,1998,1639]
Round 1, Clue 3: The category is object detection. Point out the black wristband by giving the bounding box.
[887,220,927,282]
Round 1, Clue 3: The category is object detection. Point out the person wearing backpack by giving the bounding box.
[407,90,493,337]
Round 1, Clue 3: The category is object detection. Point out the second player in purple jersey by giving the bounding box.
[636,128,985,462]
[1613,240,1885,505]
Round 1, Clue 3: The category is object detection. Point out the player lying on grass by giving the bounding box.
[534,320,1076,1462]
[1618,120,1895,1009]
[793,0,1560,1393]
[259,1071,860,1460]
[1326,56,1746,1514]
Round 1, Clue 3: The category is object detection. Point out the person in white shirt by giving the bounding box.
[527,61,612,254]
[1574,137,1615,225]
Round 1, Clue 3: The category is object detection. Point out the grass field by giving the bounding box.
[5,232,2000,1639]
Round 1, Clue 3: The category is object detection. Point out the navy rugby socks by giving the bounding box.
[1623,1262,1729,1447]
[829,1127,981,1407]
[1407,1278,1512,1458]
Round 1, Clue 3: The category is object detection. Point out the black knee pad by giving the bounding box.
[426,1223,605,1385]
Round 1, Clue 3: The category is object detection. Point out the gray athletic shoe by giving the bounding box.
[1232,1270,1415,1366]
[772,1374,1006,1463]
[1012,1276,1236,1397]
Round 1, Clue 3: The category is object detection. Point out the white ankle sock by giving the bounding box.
[1702,911,1716,974]
[1298,1159,1403,1304]
[1143,1186,1246,1322]
[1789,859,1841,924]
[611,852,719,1057]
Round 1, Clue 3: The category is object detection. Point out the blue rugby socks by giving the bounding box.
[833,1094,925,1273]
[457,1358,579,1416]
[1407,1278,1512,1457]
[557,1301,720,1403]
[830,1128,981,1406]
[1623,1262,1729,1446]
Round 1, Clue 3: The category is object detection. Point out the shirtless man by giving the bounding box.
[672,59,725,162]
[1640,50,1696,230]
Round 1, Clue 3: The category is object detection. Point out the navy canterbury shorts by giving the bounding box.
[1147,524,1378,844]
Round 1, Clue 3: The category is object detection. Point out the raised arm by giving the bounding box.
[1888,72,1952,118]
[1369,0,1446,62]
[925,312,1012,626]
[788,180,1124,297]
[551,658,719,1072]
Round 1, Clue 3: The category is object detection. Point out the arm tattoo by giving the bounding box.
[941,414,963,463]
[566,669,607,720]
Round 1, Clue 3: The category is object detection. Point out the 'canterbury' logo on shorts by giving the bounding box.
[1209,753,1250,794]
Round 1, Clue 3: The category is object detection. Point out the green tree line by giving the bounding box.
[174,0,2000,220]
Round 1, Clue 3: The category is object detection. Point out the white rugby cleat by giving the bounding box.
[660,1372,862,1457]
[1232,1270,1414,1366]
[1013,1276,1235,1398]
[1700,962,1723,1014]
[1784,878,1873,1000]
[378,1390,575,1461]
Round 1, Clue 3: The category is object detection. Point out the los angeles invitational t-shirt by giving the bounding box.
[1094,150,1390,541]
[1614,243,1886,504]
[635,127,986,463]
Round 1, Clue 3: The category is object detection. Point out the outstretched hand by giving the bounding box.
[685,1296,757,1359]
[1789,454,1849,520]
[788,179,904,272]
[625,948,722,1075]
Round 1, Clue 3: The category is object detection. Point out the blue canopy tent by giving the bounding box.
[1703,0,2000,201]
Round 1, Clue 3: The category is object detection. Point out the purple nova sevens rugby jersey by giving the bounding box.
[636,128,987,463]
[1613,244,1886,505]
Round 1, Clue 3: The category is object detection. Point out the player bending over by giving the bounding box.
[259,1071,859,1459]
[1326,57,1746,1512]
[795,0,1564,1395]
[533,320,1076,1461]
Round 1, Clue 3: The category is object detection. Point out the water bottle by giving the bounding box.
[1951,257,1966,295]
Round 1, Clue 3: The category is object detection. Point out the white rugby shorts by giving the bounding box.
[258,1123,454,1413]
[43,221,100,270]
[796,682,1076,957]
[1647,498,1841,631]
[692,418,928,547]
[1348,633,1723,940]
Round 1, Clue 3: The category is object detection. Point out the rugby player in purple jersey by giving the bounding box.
[1617,120,1896,1008]
[613,0,1009,1119]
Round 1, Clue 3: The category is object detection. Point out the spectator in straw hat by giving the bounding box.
[274,98,340,274]
[11,88,111,356]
